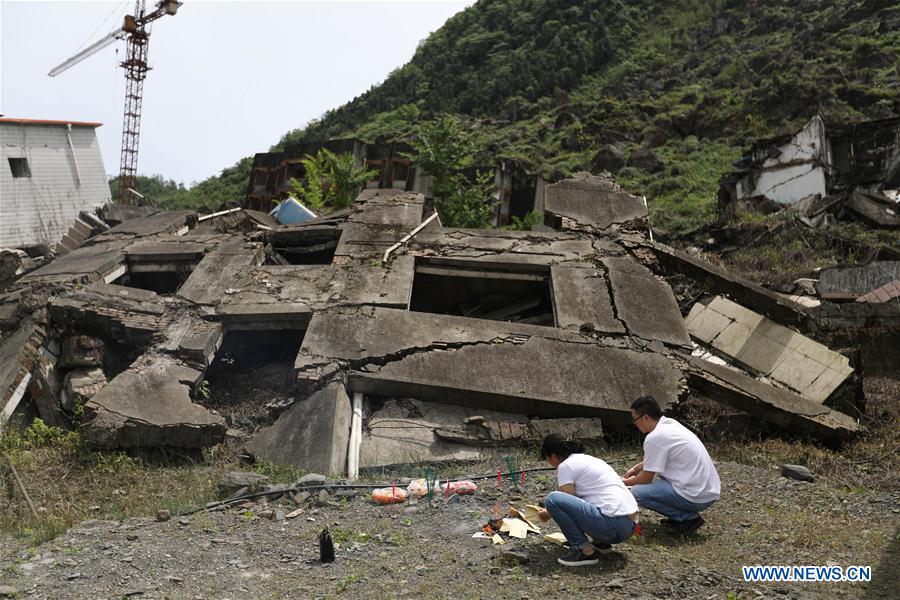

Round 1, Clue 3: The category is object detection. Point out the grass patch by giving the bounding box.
[1,420,244,545]
[691,376,900,493]
[721,217,900,287]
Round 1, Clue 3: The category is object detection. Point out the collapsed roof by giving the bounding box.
[0,173,864,476]
[719,115,900,227]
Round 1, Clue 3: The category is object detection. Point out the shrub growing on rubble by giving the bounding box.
[289,149,376,213]
[409,115,495,228]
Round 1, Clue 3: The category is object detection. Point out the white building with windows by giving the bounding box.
[0,118,111,249]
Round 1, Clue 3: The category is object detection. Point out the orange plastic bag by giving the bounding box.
[371,487,407,505]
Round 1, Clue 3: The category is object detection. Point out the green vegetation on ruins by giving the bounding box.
[121,0,898,236]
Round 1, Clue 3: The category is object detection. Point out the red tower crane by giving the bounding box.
[48,1,181,204]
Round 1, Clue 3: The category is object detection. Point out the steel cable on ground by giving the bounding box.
[177,466,558,516]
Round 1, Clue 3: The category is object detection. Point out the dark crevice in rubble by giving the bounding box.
[205,329,306,429]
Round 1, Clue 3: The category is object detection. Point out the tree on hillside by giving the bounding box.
[410,115,495,228]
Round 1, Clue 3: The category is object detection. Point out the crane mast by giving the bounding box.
[118,2,151,204]
[48,1,181,205]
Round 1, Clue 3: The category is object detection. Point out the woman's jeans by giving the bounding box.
[544,491,636,551]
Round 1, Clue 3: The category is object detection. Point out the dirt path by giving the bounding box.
[1,458,897,599]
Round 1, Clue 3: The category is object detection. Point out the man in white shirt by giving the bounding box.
[621,396,720,535]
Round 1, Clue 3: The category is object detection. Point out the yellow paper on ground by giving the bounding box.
[521,505,542,521]
[507,507,541,533]
[501,518,529,539]
[543,532,568,546]
[491,534,505,545]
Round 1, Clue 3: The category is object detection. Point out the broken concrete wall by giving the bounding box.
[735,116,829,206]
[686,296,854,406]
[246,383,351,475]
[360,398,529,467]
[819,262,900,301]
[0,311,48,431]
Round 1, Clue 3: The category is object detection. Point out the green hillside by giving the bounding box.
[141,0,899,235]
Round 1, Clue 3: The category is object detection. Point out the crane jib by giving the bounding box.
[46,0,182,205]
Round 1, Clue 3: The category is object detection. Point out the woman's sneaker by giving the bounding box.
[557,550,599,567]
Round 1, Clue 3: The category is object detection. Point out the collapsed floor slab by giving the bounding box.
[81,356,224,449]
[296,306,684,425]
[686,296,855,406]
[683,355,860,444]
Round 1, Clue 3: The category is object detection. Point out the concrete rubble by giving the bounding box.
[719,115,900,227]
[0,170,869,471]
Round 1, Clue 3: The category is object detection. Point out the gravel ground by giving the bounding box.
[1,458,897,600]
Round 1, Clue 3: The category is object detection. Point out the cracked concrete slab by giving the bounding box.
[544,172,648,228]
[22,242,127,285]
[296,307,683,424]
[81,356,225,449]
[199,256,414,328]
[93,210,194,241]
[602,257,692,346]
[246,382,351,474]
[551,266,624,333]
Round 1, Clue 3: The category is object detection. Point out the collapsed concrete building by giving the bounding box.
[719,115,900,227]
[0,172,866,478]
[244,138,550,228]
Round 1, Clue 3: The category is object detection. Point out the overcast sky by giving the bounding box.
[1,0,470,185]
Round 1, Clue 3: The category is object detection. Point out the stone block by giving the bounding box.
[246,383,351,476]
[62,368,108,411]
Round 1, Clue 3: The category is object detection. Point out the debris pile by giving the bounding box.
[719,115,900,228]
[0,170,876,475]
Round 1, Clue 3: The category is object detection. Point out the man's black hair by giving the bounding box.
[540,433,585,460]
[631,395,663,420]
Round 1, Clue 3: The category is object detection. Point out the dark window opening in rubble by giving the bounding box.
[391,159,410,183]
[285,161,305,182]
[114,264,196,295]
[253,168,268,187]
[269,229,341,265]
[204,329,306,430]
[509,178,536,221]
[8,157,31,178]
[409,261,556,326]
[366,160,385,187]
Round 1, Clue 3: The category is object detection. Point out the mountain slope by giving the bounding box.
[155,0,899,234]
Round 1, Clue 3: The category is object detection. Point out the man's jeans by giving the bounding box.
[630,478,716,522]
[544,491,636,551]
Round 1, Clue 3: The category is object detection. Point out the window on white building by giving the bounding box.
[8,157,31,178]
